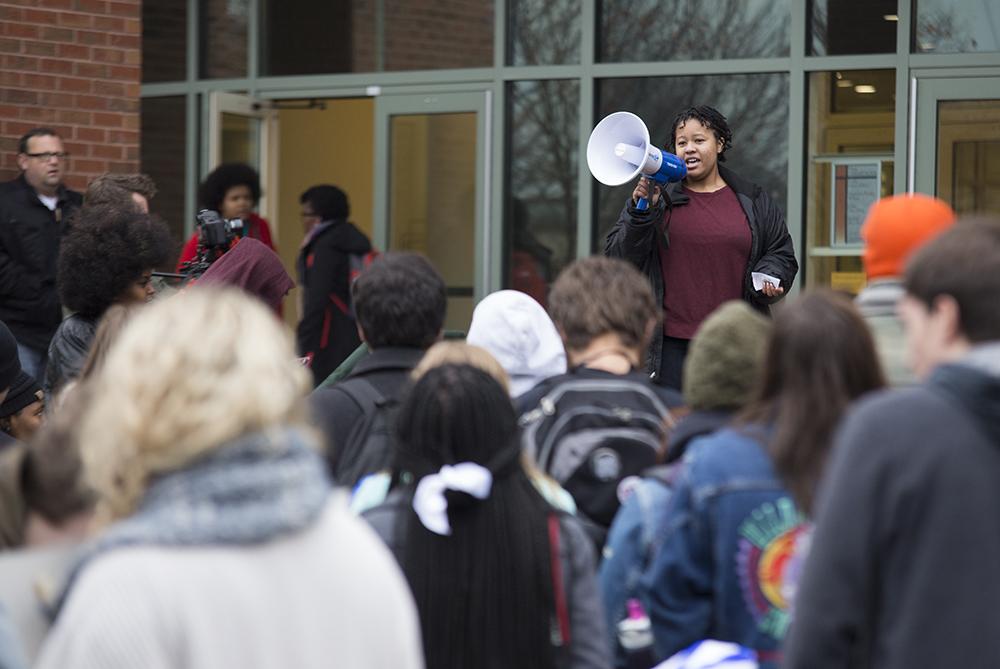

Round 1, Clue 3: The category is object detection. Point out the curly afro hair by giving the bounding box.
[58,204,175,318]
[197,163,261,211]
[666,105,734,162]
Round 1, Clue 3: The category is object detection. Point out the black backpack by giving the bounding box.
[520,377,674,529]
[331,378,399,489]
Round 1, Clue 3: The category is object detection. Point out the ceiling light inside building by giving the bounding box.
[836,79,854,88]
[883,14,899,21]
[854,85,877,94]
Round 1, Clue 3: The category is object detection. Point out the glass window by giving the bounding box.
[805,70,895,293]
[808,0,897,55]
[593,73,789,253]
[260,0,373,75]
[936,100,1000,215]
[142,0,187,82]
[200,0,248,79]
[508,0,580,65]
[141,96,188,255]
[506,80,579,307]
[384,0,494,71]
[914,0,1000,53]
[598,0,790,63]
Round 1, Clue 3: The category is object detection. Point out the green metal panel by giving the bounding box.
[893,0,912,195]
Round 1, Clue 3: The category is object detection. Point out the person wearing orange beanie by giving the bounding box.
[856,194,956,385]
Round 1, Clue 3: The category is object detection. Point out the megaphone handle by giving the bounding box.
[636,196,649,211]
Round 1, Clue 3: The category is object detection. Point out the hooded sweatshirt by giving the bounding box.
[196,237,294,313]
[466,290,566,398]
[783,342,1000,669]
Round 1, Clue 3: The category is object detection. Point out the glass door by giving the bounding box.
[207,92,279,228]
[374,91,492,333]
[913,75,1000,216]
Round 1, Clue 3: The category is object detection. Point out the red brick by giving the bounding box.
[0,72,21,87]
[72,159,104,172]
[106,96,137,112]
[5,55,39,71]
[124,145,138,161]
[38,58,74,75]
[107,128,137,144]
[73,61,107,78]
[39,26,74,42]
[0,106,21,119]
[106,160,136,172]
[25,40,58,56]
[57,11,92,28]
[75,126,105,142]
[122,48,138,65]
[109,33,138,49]
[121,114,139,130]
[22,9,58,24]
[56,109,91,124]
[92,47,124,63]
[0,37,22,53]
[74,0,108,12]
[91,143,123,159]
[106,2,138,18]
[30,107,58,122]
[107,64,138,80]
[76,30,107,46]
[93,16,125,32]
[39,92,75,107]
[123,17,139,35]
[24,73,59,89]
[56,43,88,59]
[3,89,38,105]
[76,94,107,110]
[92,111,124,127]
[5,23,39,39]
[93,80,124,96]
[62,140,87,155]
[0,7,22,21]
[57,76,92,93]
[5,121,41,137]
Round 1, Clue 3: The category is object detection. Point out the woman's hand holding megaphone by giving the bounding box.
[632,177,662,207]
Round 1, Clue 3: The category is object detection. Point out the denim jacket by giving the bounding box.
[639,425,808,669]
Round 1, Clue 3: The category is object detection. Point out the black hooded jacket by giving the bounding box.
[784,350,1000,669]
[604,164,797,379]
[296,218,372,387]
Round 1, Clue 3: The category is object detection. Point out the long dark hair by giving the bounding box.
[392,364,556,669]
[740,290,885,514]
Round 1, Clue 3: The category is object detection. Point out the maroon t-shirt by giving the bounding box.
[657,186,752,339]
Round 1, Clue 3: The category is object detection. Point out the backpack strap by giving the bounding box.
[548,513,572,648]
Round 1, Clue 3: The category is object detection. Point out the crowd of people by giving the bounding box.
[0,112,996,669]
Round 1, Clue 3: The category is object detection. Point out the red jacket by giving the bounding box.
[176,212,275,271]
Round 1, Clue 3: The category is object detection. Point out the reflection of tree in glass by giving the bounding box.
[915,7,977,52]
[508,80,579,292]
[599,0,789,62]
[509,0,581,65]
[593,74,789,250]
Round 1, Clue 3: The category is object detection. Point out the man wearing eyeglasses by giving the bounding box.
[0,128,82,384]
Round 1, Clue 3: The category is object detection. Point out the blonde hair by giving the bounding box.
[412,341,510,391]
[80,287,312,522]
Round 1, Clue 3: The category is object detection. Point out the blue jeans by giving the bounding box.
[16,342,46,385]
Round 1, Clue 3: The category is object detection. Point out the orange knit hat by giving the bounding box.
[861,194,956,279]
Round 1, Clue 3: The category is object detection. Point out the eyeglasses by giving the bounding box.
[24,152,70,162]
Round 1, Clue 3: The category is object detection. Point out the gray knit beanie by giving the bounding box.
[683,301,771,411]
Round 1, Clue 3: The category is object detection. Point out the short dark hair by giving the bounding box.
[667,105,734,162]
[300,184,350,221]
[548,255,658,352]
[58,204,175,317]
[85,173,157,207]
[18,127,61,154]
[905,216,1000,342]
[352,252,446,349]
[197,163,261,211]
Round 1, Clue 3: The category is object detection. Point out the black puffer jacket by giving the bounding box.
[44,313,96,396]
[604,164,797,379]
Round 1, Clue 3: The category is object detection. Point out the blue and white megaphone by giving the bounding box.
[586,111,687,211]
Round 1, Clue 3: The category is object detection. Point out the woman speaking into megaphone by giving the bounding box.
[604,105,798,390]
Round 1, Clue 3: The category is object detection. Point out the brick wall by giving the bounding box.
[0,0,142,192]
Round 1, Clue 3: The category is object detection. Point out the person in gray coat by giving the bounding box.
[364,363,611,669]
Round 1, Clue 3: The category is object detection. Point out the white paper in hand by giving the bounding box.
[751,272,781,292]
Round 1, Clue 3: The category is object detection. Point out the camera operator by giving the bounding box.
[175,164,274,271]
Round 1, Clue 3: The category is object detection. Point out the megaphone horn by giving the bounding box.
[586,111,687,211]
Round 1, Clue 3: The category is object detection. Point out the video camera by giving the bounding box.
[178,209,245,278]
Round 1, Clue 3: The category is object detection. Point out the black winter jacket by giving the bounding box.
[0,176,82,351]
[296,219,372,387]
[604,165,797,379]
